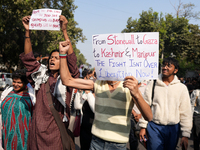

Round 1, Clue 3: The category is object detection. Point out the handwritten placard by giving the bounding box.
[29,8,62,30]
[92,32,159,81]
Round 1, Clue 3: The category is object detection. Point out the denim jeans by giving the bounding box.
[147,121,180,150]
[89,135,127,150]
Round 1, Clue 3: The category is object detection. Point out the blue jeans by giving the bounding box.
[147,121,180,150]
[89,135,127,150]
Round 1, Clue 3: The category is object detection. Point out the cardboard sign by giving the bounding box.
[29,8,62,30]
[92,32,159,81]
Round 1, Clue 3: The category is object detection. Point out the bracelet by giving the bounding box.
[59,54,67,56]
[59,56,67,58]
[59,54,67,58]
[24,35,30,38]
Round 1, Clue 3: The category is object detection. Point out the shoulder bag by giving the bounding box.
[45,80,75,150]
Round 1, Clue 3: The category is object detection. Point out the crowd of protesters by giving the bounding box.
[180,76,200,150]
[0,13,199,150]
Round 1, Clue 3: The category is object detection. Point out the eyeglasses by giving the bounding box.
[161,64,173,68]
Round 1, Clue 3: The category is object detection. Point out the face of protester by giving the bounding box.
[88,73,93,79]
[12,78,26,92]
[49,52,60,73]
[162,63,178,78]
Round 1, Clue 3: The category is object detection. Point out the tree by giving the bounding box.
[171,0,200,19]
[186,24,200,64]
[0,0,86,71]
[122,8,170,59]
[122,8,200,75]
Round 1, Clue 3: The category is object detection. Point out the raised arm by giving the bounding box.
[21,16,41,85]
[22,16,32,54]
[59,15,73,55]
[123,76,153,121]
[59,41,94,90]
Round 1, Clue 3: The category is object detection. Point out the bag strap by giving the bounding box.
[150,80,156,108]
[45,79,73,150]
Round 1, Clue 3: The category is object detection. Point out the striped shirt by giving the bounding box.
[91,80,134,143]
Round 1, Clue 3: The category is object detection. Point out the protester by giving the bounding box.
[74,69,95,150]
[58,40,153,150]
[34,52,49,65]
[139,57,192,150]
[0,70,34,150]
[190,88,200,150]
[87,70,94,79]
[79,65,84,78]
[74,69,95,115]
[192,78,199,90]
[20,15,79,149]
[179,76,185,84]
[90,68,97,79]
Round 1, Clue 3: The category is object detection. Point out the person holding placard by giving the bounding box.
[59,41,153,150]
[139,57,192,150]
[20,15,79,150]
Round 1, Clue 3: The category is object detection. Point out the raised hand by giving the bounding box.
[22,16,31,31]
[59,40,71,54]
[59,15,68,31]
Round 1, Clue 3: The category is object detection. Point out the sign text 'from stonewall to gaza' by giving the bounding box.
[92,32,159,81]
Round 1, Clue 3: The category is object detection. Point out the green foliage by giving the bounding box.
[122,8,200,76]
[0,0,87,71]
[177,57,199,77]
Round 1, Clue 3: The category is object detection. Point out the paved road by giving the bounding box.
[0,90,196,150]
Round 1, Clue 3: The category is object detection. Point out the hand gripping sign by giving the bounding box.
[92,32,159,81]
[29,8,62,30]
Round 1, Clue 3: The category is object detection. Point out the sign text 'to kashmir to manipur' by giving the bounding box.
[92,32,159,81]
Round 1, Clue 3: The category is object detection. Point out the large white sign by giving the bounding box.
[92,32,159,81]
[29,8,62,30]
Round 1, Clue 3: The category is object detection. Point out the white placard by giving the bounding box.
[29,8,62,30]
[92,32,159,81]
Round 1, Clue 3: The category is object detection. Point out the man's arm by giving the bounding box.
[123,76,153,122]
[22,16,32,54]
[59,15,73,55]
[59,15,79,78]
[59,41,94,90]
